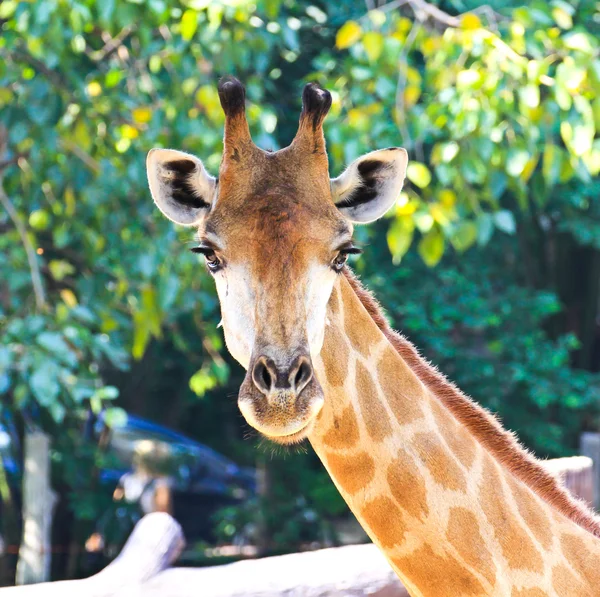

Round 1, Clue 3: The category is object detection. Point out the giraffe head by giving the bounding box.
[147,77,408,443]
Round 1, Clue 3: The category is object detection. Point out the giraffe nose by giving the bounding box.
[251,354,314,397]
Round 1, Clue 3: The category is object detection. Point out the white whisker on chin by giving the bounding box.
[217,319,223,328]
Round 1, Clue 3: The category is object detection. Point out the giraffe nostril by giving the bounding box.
[261,364,272,389]
[252,358,276,395]
[290,356,313,395]
[251,354,313,397]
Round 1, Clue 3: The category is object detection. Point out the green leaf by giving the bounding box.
[37,332,77,367]
[407,162,432,188]
[132,311,151,360]
[189,367,218,397]
[362,32,384,62]
[48,260,75,281]
[506,149,530,178]
[494,210,516,234]
[476,213,494,246]
[49,402,66,423]
[450,221,478,253]
[552,6,573,29]
[181,9,198,41]
[418,227,445,267]
[336,21,363,49]
[30,362,60,406]
[542,143,562,185]
[104,407,128,429]
[98,0,115,22]
[29,209,50,230]
[563,32,595,54]
[387,217,415,264]
[93,386,119,401]
[518,84,539,109]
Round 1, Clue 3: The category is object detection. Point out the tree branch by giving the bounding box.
[85,26,134,63]
[8,48,70,96]
[58,140,101,174]
[0,176,47,311]
[366,0,507,30]
[0,153,28,172]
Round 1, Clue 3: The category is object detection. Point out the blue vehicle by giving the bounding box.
[99,413,256,543]
[0,412,256,546]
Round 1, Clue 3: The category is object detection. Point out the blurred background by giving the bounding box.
[1,0,600,586]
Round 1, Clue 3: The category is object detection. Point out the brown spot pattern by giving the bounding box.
[509,478,553,550]
[322,403,359,449]
[413,432,467,492]
[361,496,407,549]
[559,533,600,587]
[447,507,497,587]
[511,589,549,597]
[387,451,429,521]
[480,458,544,574]
[393,544,485,596]
[344,269,600,541]
[432,399,477,469]
[552,564,592,597]
[342,288,378,355]
[321,324,349,388]
[378,347,424,425]
[356,360,392,442]
[326,451,374,495]
[328,285,340,314]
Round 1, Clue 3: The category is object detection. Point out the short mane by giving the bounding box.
[343,268,600,538]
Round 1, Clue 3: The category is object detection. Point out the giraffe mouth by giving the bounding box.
[238,354,324,445]
[262,418,317,445]
[238,395,323,445]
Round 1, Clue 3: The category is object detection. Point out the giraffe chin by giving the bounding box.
[262,418,316,445]
[237,392,324,445]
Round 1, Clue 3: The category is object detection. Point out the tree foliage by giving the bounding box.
[0,0,599,578]
[319,2,600,265]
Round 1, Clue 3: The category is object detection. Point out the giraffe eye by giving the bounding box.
[191,246,222,272]
[204,251,221,272]
[332,245,362,272]
[332,252,349,272]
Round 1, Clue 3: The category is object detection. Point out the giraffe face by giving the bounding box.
[147,78,407,444]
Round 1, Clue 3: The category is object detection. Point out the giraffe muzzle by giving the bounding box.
[238,352,324,443]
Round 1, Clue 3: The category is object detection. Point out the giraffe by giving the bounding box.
[146,77,600,596]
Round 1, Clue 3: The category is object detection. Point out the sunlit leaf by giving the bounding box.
[552,6,573,29]
[181,9,198,41]
[542,143,561,185]
[418,227,445,267]
[49,260,75,281]
[461,13,481,30]
[60,289,78,307]
[104,407,128,428]
[450,221,477,252]
[506,149,530,178]
[132,107,152,124]
[29,209,50,230]
[336,21,362,49]
[189,366,218,397]
[362,32,384,62]
[387,216,414,264]
[407,162,432,188]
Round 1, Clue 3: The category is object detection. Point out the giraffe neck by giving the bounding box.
[309,272,600,597]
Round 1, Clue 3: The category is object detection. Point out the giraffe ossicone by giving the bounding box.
[147,77,600,596]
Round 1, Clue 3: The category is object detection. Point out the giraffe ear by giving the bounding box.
[331,148,408,224]
[147,148,217,226]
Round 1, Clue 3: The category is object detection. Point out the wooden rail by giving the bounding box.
[2,454,596,596]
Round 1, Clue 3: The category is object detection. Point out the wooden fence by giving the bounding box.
[2,451,597,597]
